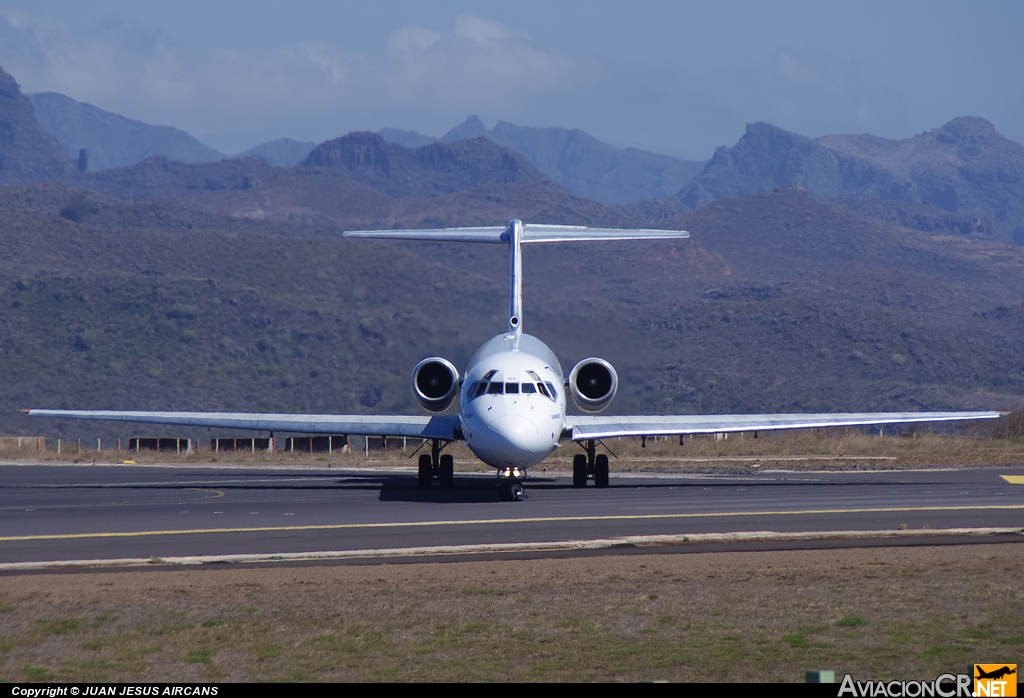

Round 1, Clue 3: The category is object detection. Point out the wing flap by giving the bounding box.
[25,410,460,440]
[568,411,1003,440]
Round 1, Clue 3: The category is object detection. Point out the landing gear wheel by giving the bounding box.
[500,481,524,501]
[572,454,588,487]
[418,453,432,488]
[439,454,454,488]
[594,453,610,488]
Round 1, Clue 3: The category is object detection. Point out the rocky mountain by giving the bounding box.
[833,196,1000,239]
[299,131,549,199]
[378,128,437,149]
[440,115,706,205]
[235,138,316,167]
[34,147,629,233]
[145,165,633,231]
[29,91,223,171]
[78,155,273,201]
[0,68,73,183]
[677,118,1024,244]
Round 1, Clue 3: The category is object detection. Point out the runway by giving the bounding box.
[1,463,1023,567]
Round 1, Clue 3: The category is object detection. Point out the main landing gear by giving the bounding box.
[572,439,609,488]
[498,468,525,501]
[417,439,454,488]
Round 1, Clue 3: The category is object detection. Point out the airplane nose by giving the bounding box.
[489,414,541,453]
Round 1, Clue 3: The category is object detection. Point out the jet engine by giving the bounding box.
[412,357,461,412]
[568,358,618,413]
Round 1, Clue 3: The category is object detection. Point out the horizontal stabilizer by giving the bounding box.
[343,222,688,244]
[522,224,688,243]
[343,226,506,243]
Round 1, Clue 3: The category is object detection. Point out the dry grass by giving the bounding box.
[4,426,1024,474]
[0,545,1021,682]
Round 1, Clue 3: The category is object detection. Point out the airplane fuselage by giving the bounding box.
[458,333,566,470]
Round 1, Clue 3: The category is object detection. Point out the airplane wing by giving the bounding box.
[24,410,461,440]
[566,411,1003,440]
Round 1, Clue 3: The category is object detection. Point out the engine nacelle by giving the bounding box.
[568,357,618,413]
[412,357,460,412]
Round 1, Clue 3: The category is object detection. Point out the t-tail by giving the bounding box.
[342,220,690,343]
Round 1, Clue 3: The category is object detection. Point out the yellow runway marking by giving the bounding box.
[2,504,1024,542]
[1000,475,1024,484]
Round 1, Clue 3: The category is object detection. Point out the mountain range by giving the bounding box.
[434,115,707,205]
[375,116,708,205]
[677,118,1024,244]
[234,138,317,167]
[0,69,72,183]
[22,81,707,204]
[29,92,225,171]
[28,91,316,170]
[2,63,1023,440]
[19,74,1023,246]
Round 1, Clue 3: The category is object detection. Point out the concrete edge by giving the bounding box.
[3,527,1021,571]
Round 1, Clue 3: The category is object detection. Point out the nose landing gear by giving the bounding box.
[498,467,526,501]
[572,440,610,488]
[500,481,525,501]
[417,439,454,488]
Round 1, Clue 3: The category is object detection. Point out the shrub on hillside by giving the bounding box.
[989,410,1024,439]
[60,191,97,223]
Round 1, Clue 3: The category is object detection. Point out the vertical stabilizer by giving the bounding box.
[505,219,523,346]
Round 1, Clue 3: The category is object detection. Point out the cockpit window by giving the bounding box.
[470,371,554,401]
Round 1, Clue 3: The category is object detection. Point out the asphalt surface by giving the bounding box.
[1,463,1023,565]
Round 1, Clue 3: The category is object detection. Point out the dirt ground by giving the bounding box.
[1,543,1022,682]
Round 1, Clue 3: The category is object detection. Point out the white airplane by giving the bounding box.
[27,220,1002,500]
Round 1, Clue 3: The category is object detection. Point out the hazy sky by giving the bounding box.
[1,1,1020,158]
